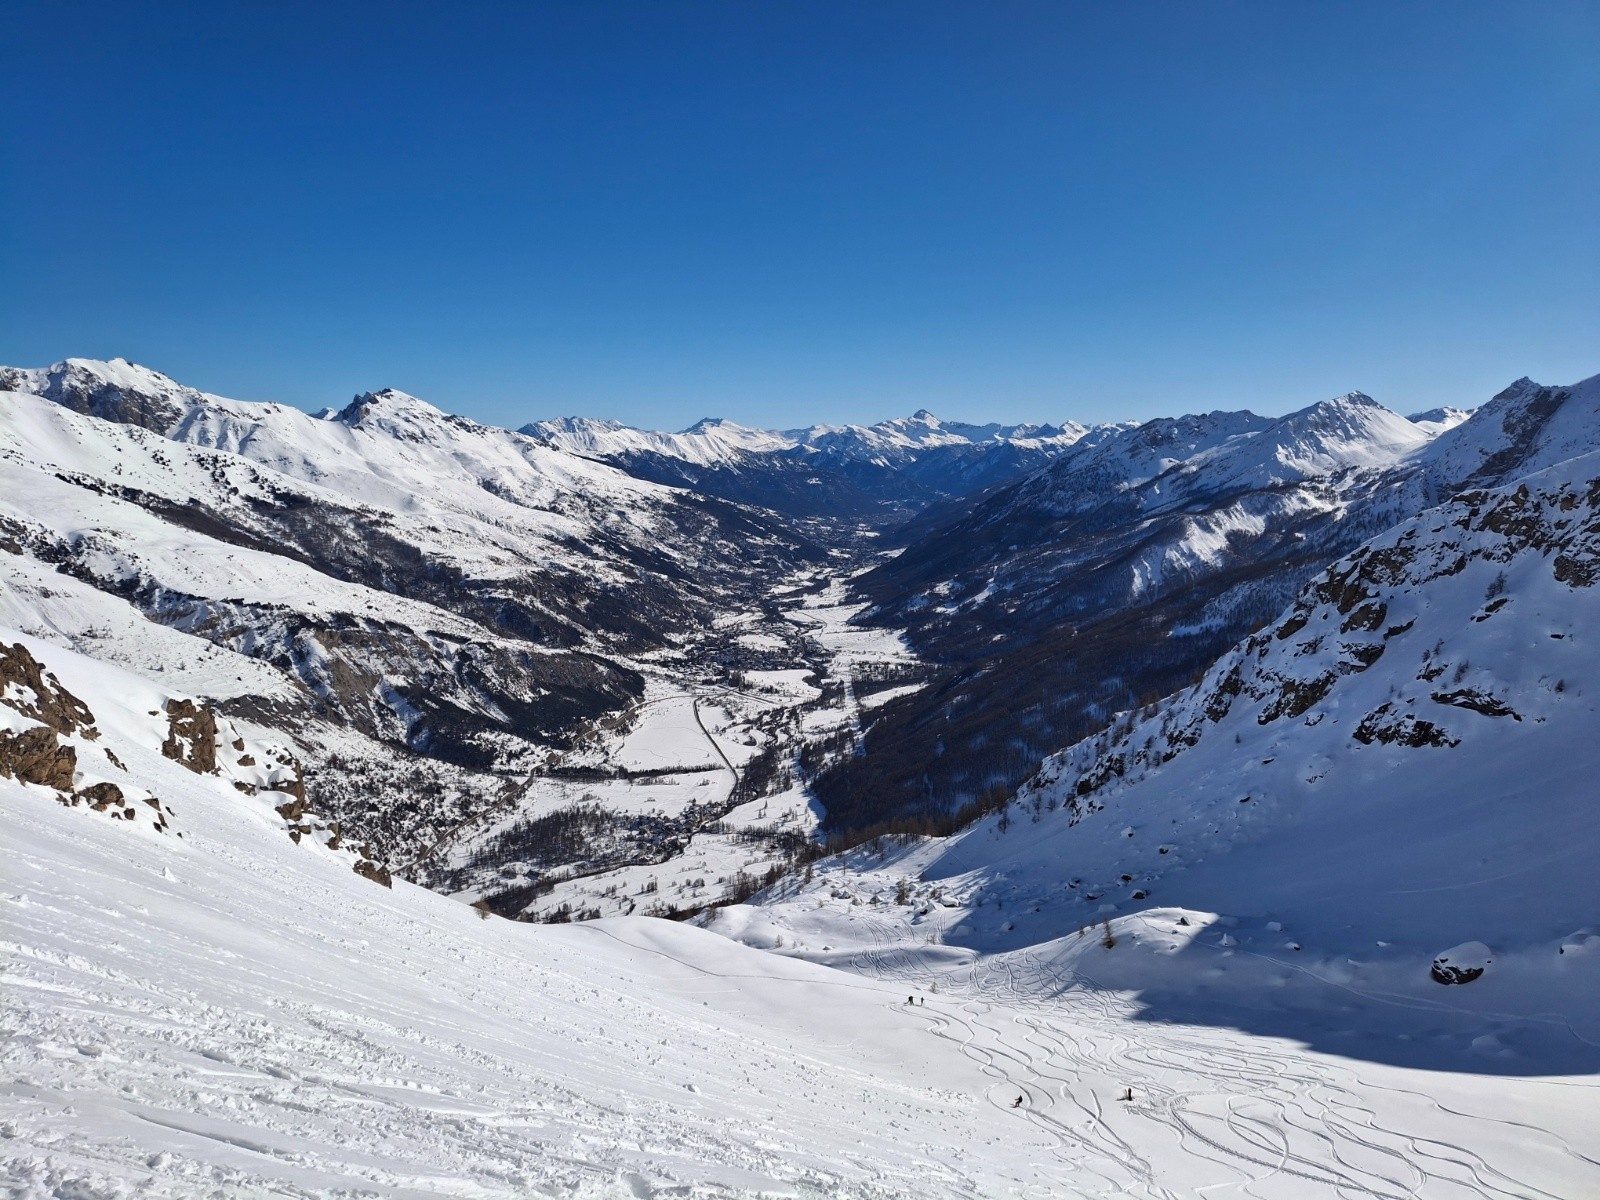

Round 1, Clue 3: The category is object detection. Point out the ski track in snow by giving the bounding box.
[832,911,1596,1200]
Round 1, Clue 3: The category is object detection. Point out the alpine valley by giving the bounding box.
[4,357,1597,1198]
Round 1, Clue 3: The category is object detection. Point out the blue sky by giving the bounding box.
[3,1,1596,429]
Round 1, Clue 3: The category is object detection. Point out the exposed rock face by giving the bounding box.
[0,642,95,791]
[0,358,192,433]
[0,642,96,735]
[161,698,218,774]
[1430,689,1522,721]
[1352,704,1458,748]
[0,725,77,790]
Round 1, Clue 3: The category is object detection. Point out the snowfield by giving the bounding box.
[0,652,1097,1199]
[12,714,1594,1199]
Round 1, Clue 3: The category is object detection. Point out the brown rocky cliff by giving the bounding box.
[0,643,92,791]
[0,642,96,735]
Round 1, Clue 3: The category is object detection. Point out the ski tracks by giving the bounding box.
[833,925,1587,1199]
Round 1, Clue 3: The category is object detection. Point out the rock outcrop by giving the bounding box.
[161,698,219,774]
[0,642,96,736]
[1431,941,1493,985]
[0,724,77,791]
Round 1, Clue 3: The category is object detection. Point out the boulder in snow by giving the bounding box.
[1431,941,1493,985]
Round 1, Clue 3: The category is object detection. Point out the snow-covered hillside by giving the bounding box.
[10,624,1596,1198]
[826,377,1596,830]
[952,450,1600,962]
[697,449,1600,1196]
[0,634,1042,1197]
[772,451,1600,1056]
[0,359,841,888]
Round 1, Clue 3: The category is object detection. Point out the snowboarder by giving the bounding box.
[907,995,914,1005]
[1119,1087,1134,1102]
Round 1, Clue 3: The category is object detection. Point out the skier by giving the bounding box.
[1012,1095,1024,1108]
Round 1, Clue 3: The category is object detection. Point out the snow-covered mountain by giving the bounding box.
[525,414,794,466]
[821,377,1598,831]
[787,408,1090,465]
[866,391,1438,633]
[0,358,833,868]
[1414,375,1600,496]
[526,407,1101,522]
[1406,404,1474,435]
[7,355,1599,1197]
[527,407,1090,467]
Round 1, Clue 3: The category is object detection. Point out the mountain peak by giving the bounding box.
[335,388,449,429]
[1280,390,1406,426]
[683,416,759,435]
[0,356,205,433]
[1487,376,1545,407]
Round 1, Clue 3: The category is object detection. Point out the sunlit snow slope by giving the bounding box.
[0,636,1069,1199]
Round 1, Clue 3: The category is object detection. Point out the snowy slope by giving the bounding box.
[0,633,1109,1198]
[904,452,1600,1035]
[693,453,1600,1195]
[11,629,1598,1199]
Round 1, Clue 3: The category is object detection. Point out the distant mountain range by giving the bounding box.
[525,407,1097,522]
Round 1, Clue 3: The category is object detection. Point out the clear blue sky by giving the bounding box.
[4,1,1596,429]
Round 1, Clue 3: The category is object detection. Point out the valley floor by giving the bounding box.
[433,567,922,922]
[6,770,1597,1199]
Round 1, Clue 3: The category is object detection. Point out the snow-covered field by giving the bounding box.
[9,763,1595,1198]
[713,844,1600,1199]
